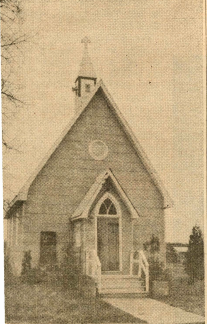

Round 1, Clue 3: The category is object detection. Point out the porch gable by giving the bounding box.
[71,168,139,221]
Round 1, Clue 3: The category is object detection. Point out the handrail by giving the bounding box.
[130,249,149,292]
[139,250,149,292]
[85,249,101,291]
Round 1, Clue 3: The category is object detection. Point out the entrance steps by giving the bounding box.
[99,275,147,296]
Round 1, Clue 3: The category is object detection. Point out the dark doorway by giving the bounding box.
[40,231,57,268]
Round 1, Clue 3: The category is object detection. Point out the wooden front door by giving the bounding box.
[97,218,119,271]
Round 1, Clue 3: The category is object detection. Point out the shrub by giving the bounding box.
[185,226,204,283]
[21,251,45,284]
[57,244,79,290]
[4,254,15,285]
[21,250,32,276]
[79,275,97,300]
[144,234,160,254]
[23,267,46,284]
[144,235,171,293]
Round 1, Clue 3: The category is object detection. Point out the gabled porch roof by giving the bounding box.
[71,169,139,221]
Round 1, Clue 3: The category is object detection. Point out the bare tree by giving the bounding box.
[1,0,27,149]
[1,0,29,212]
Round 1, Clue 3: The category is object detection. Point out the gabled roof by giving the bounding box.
[7,79,173,213]
[71,169,140,221]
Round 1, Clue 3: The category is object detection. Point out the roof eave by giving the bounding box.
[98,85,173,208]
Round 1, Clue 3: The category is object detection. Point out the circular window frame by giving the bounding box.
[88,140,108,161]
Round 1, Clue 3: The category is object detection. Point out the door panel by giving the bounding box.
[108,222,119,271]
[97,218,119,271]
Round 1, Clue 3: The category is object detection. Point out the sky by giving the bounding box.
[3,0,204,243]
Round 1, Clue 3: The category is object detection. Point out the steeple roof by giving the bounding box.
[77,37,96,79]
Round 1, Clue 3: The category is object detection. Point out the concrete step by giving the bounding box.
[101,276,144,290]
[100,288,145,294]
[100,275,146,296]
[100,292,149,298]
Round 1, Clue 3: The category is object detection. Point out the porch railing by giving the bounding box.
[85,249,101,291]
[130,249,149,292]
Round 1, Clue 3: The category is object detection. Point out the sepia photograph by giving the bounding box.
[2,0,205,323]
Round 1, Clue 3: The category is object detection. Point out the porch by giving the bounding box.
[70,171,149,295]
[85,249,149,296]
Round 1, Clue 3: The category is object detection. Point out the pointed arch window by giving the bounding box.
[99,198,117,215]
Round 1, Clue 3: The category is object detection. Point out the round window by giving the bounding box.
[89,140,108,161]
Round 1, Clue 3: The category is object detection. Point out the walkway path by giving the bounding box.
[103,298,205,324]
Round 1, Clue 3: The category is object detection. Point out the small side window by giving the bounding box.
[40,232,57,267]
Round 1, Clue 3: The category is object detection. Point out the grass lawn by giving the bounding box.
[153,277,205,317]
[5,280,146,323]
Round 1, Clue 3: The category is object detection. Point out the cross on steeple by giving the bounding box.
[81,36,91,50]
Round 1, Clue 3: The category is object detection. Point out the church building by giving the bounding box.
[6,37,172,295]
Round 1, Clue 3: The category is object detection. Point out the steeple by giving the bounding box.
[73,37,97,114]
[78,37,97,79]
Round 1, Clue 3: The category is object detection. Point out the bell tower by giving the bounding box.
[73,37,97,114]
